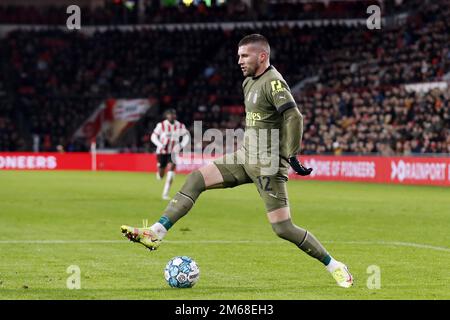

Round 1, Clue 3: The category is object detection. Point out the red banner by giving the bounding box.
[298,155,450,186]
[72,99,152,144]
[0,153,156,172]
[0,153,90,170]
[0,153,449,186]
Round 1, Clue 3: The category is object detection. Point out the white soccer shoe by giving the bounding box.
[329,262,353,288]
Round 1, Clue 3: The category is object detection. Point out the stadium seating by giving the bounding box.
[0,1,422,25]
[0,0,448,154]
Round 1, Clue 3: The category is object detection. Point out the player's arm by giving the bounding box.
[265,78,312,176]
[150,124,164,149]
[281,107,312,176]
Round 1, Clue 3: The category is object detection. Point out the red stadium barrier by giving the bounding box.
[0,153,449,186]
[299,155,450,186]
[0,153,90,170]
[0,152,156,172]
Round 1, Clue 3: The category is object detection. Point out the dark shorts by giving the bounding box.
[213,149,289,213]
[157,154,175,169]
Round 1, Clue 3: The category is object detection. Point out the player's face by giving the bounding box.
[238,44,260,77]
[166,113,176,123]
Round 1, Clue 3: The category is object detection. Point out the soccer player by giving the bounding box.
[150,108,189,200]
[122,34,353,288]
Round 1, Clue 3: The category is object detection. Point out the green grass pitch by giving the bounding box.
[0,170,449,300]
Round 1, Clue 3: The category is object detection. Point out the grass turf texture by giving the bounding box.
[0,170,449,300]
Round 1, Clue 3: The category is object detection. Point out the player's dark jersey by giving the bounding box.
[241,65,297,162]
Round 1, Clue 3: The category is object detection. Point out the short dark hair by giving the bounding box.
[164,108,176,116]
[238,34,270,53]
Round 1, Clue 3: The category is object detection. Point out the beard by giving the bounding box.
[242,66,256,77]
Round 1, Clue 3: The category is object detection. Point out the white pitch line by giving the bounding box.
[0,240,124,244]
[0,239,448,252]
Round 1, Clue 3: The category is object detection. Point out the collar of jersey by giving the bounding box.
[252,65,274,80]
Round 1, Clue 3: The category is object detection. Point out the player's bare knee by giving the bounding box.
[267,206,290,224]
[199,164,224,187]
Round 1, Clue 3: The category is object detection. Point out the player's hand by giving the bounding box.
[288,156,313,176]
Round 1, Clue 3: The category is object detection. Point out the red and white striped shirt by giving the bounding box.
[151,120,189,154]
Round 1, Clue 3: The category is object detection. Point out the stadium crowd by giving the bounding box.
[0,0,448,155]
[0,0,419,25]
[299,87,450,155]
[0,99,24,152]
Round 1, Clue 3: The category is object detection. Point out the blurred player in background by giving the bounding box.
[151,108,189,200]
[123,35,353,288]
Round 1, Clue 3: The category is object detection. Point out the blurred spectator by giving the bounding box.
[298,87,450,155]
[0,1,420,25]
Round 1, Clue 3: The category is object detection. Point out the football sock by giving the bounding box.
[271,218,330,264]
[162,170,175,196]
[325,258,341,272]
[158,216,173,230]
[150,222,168,239]
[160,170,206,227]
[298,231,331,265]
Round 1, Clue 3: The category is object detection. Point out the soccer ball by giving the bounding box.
[164,256,200,288]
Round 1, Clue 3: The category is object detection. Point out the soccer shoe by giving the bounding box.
[162,194,171,200]
[330,262,353,288]
[156,172,162,180]
[120,225,161,251]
